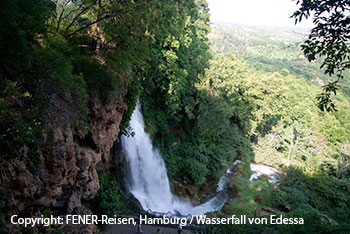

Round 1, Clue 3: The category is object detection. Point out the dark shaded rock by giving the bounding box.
[0,92,127,233]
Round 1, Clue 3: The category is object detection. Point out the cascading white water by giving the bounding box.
[121,101,193,215]
[121,101,234,216]
[121,101,279,216]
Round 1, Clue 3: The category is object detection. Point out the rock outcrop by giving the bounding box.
[0,90,127,233]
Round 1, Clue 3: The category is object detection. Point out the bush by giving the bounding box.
[274,167,350,225]
[74,58,121,103]
[0,82,43,156]
[93,173,125,218]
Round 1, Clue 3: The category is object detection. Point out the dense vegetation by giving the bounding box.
[92,173,127,231]
[292,0,350,111]
[1,0,350,233]
[203,24,350,232]
[142,22,350,183]
[0,0,208,157]
[0,0,212,230]
[140,19,350,231]
[208,23,350,96]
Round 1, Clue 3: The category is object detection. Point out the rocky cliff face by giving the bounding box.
[0,90,127,233]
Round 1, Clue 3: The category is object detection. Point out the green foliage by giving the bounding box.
[92,173,126,226]
[73,57,120,102]
[0,1,218,231]
[292,0,350,111]
[138,0,214,185]
[274,167,350,224]
[195,31,350,230]
[120,78,142,136]
[209,23,350,109]
[220,165,350,233]
[1,0,210,157]
[201,54,349,172]
[316,81,339,112]
[2,2,350,234]
[0,0,52,62]
[38,209,63,234]
[142,33,349,187]
[31,45,88,103]
[0,82,43,155]
[0,228,10,233]
[208,28,350,172]
[223,177,272,216]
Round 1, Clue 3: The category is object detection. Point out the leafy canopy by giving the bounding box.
[292,0,350,111]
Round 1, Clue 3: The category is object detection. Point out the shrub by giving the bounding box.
[92,172,127,230]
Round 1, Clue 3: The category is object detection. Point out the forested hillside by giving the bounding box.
[1,0,350,233]
[209,23,350,96]
[140,21,350,232]
[208,23,350,167]
[204,24,350,233]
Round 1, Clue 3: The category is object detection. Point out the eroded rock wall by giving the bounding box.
[0,91,127,233]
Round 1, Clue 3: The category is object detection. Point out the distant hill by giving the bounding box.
[208,23,350,96]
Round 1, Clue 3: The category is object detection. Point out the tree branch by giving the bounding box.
[61,2,84,22]
[57,0,72,30]
[65,6,90,33]
[67,9,128,37]
[66,1,150,37]
[67,13,112,36]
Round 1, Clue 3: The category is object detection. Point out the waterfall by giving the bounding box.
[121,101,256,216]
[121,101,193,215]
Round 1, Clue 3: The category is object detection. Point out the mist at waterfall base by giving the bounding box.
[121,102,279,216]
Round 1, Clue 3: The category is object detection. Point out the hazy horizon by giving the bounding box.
[206,0,314,29]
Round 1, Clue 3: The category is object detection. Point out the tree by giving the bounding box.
[292,0,350,111]
[0,0,51,67]
[140,0,211,128]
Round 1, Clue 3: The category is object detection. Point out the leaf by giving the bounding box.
[23,91,32,97]
[42,208,51,218]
